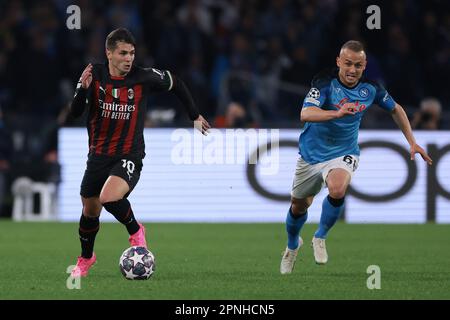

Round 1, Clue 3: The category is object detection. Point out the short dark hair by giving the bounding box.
[105,28,136,51]
[341,40,365,53]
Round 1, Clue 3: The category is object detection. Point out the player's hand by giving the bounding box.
[336,103,357,118]
[410,143,432,165]
[80,64,93,89]
[194,115,211,136]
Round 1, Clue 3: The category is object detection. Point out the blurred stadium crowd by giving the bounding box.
[0,0,449,217]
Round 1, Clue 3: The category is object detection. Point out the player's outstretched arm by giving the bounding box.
[70,64,93,118]
[301,104,356,122]
[391,103,433,165]
[171,75,210,135]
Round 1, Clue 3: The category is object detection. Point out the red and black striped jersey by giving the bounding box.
[77,63,173,158]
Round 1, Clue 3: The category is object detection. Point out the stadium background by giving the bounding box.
[1,0,449,220]
[0,0,449,301]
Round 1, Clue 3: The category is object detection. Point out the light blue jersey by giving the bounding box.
[299,69,396,164]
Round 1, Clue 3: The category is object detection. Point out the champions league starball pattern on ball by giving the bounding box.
[119,246,155,280]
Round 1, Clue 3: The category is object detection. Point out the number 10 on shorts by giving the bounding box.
[122,159,135,180]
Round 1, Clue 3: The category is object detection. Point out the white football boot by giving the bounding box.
[312,237,328,264]
[280,237,303,274]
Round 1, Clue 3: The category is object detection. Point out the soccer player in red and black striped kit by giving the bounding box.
[70,28,210,277]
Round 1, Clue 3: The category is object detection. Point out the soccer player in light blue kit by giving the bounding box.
[280,40,433,274]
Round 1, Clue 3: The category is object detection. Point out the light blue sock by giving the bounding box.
[286,207,308,250]
[314,195,344,239]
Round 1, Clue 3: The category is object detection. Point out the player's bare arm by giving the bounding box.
[301,104,356,122]
[391,103,433,165]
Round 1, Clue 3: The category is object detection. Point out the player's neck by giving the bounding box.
[108,64,128,78]
[337,74,359,88]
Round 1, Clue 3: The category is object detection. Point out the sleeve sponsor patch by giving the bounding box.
[305,97,320,106]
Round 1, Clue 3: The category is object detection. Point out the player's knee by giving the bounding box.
[82,204,102,218]
[99,194,110,205]
[99,193,121,205]
[291,201,309,217]
[328,184,347,199]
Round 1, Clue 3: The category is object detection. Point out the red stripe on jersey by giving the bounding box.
[107,86,129,155]
[89,81,100,150]
[95,83,113,154]
[123,85,142,154]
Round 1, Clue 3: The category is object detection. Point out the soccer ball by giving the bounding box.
[119,246,155,280]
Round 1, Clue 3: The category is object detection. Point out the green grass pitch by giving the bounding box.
[0,221,449,300]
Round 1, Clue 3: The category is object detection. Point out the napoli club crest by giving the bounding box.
[359,87,369,98]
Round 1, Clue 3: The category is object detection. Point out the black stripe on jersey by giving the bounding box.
[100,85,121,155]
[122,84,142,155]
[89,81,103,154]
[116,86,137,155]
[107,84,129,156]
[95,83,113,155]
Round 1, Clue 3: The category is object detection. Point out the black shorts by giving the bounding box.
[80,154,143,198]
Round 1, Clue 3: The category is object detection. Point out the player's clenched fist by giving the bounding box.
[80,63,93,89]
[337,103,357,118]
